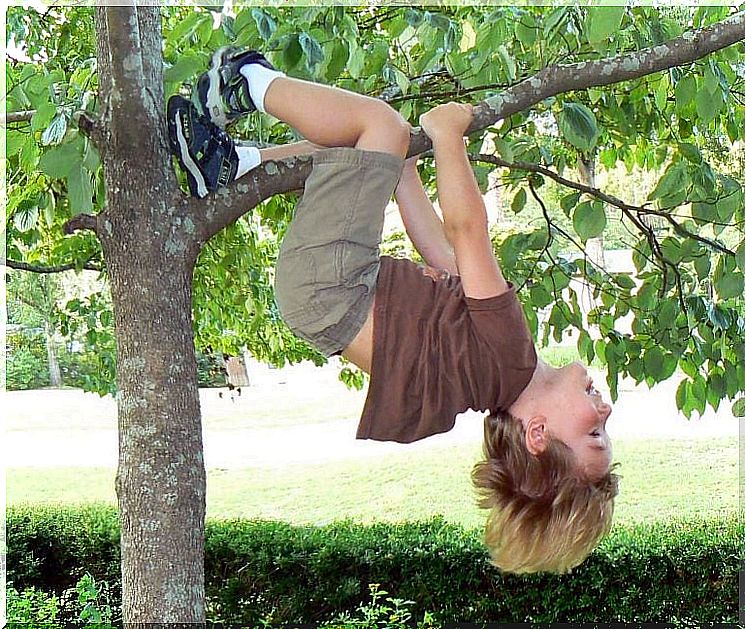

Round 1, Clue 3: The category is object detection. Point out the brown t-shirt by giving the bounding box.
[356,256,537,443]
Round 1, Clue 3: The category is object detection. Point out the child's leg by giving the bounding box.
[254,74,410,157]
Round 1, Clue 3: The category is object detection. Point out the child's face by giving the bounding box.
[544,362,613,480]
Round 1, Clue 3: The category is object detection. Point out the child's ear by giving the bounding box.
[524,416,548,456]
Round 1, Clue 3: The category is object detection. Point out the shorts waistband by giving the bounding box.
[312,147,404,173]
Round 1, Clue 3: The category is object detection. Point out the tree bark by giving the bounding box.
[94,5,206,622]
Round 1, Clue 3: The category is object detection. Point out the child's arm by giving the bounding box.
[420,103,509,299]
[394,158,458,274]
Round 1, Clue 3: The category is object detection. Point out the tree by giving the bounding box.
[7,271,64,386]
[5,5,745,621]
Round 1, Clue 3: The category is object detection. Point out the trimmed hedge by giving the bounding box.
[7,505,742,624]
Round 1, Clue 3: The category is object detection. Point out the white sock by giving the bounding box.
[239,63,285,113]
[235,145,261,179]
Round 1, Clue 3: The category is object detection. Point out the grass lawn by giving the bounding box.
[8,436,737,529]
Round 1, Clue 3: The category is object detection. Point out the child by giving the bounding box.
[167,47,619,574]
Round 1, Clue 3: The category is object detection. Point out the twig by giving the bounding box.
[5,258,103,274]
[474,153,736,256]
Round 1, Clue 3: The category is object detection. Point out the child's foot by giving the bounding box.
[193,47,277,128]
[167,94,239,198]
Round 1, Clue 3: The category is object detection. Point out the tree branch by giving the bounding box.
[472,10,745,133]
[63,214,98,234]
[5,258,103,274]
[2,110,35,124]
[195,11,745,241]
[474,153,736,257]
[73,110,105,147]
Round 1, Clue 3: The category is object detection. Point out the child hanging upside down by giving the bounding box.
[166,47,619,574]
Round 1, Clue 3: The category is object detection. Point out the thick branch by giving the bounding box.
[73,110,105,147]
[5,258,103,274]
[63,213,98,234]
[195,155,314,242]
[473,10,745,134]
[195,11,745,239]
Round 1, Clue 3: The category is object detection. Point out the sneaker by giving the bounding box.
[193,47,276,128]
[167,95,238,198]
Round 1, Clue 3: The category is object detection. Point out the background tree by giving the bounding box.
[7,271,64,386]
[5,4,744,622]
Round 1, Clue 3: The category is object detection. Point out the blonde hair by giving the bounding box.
[471,411,619,574]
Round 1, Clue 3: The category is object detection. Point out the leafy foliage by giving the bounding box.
[7,505,742,624]
[5,5,745,415]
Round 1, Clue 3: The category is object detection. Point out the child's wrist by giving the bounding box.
[431,133,465,149]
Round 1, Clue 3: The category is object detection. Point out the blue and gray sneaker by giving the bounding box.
[167,95,239,198]
[193,47,276,128]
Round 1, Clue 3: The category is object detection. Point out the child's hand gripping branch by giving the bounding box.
[167,48,618,575]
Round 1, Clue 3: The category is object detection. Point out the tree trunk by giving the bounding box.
[44,322,62,387]
[93,6,206,621]
[104,234,206,623]
[577,154,606,269]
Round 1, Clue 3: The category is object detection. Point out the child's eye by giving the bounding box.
[590,430,601,437]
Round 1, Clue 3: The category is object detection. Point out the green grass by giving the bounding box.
[8,436,737,528]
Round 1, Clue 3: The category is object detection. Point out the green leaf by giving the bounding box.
[515,14,537,48]
[716,184,742,223]
[13,203,39,232]
[511,188,527,214]
[675,379,688,414]
[283,34,303,71]
[735,239,745,274]
[324,40,349,82]
[19,134,40,172]
[613,274,635,290]
[299,32,324,71]
[252,8,277,41]
[586,6,624,44]
[347,39,365,79]
[393,69,410,95]
[31,101,56,132]
[493,138,514,162]
[164,53,204,84]
[654,75,669,111]
[42,191,56,226]
[41,113,67,146]
[714,272,744,300]
[674,75,696,109]
[497,45,516,82]
[648,161,689,202]
[67,168,94,214]
[733,397,745,418]
[560,192,581,216]
[694,255,711,279]
[643,346,664,381]
[691,201,717,225]
[678,142,701,164]
[559,102,599,153]
[695,86,724,124]
[573,200,606,241]
[39,141,82,179]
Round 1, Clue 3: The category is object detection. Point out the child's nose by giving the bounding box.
[599,401,612,421]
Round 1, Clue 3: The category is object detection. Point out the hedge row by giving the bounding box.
[7,505,742,624]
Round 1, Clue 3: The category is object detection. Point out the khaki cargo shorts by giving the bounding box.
[275,147,404,356]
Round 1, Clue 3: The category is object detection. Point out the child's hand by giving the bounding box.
[420,103,474,143]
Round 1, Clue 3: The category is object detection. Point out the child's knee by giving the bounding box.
[363,100,411,156]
